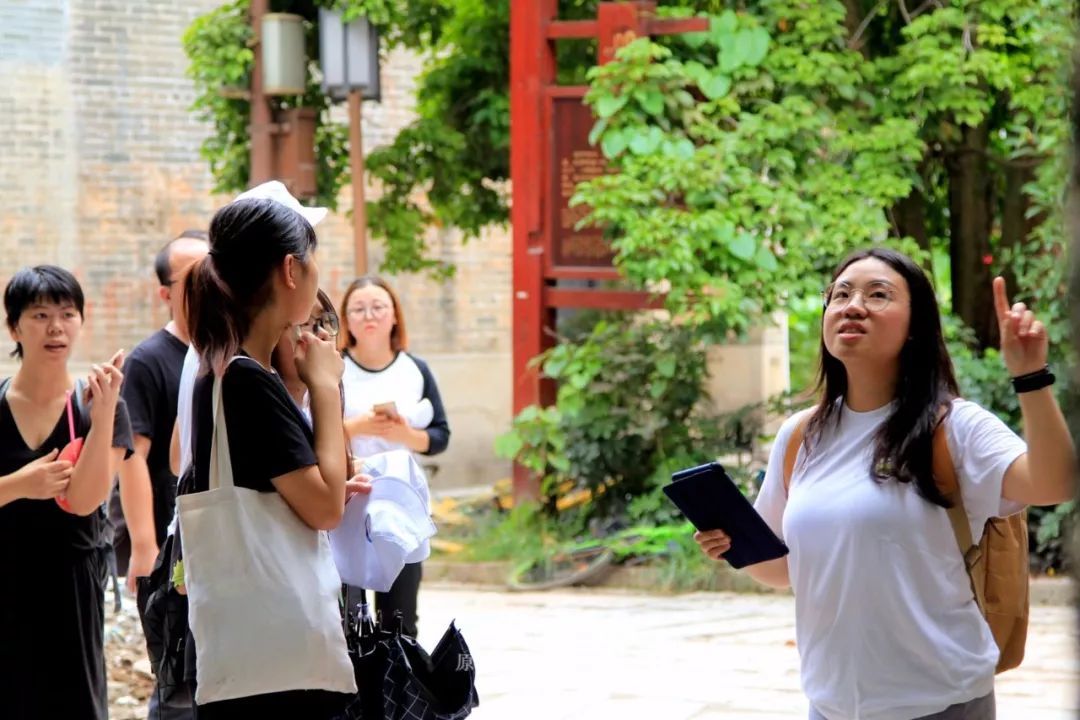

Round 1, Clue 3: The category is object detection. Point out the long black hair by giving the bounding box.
[185,198,317,375]
[804,247,960,507]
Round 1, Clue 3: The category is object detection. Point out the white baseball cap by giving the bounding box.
[234,180,328,229]
[329,474,436,592]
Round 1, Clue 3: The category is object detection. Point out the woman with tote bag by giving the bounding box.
[179,192,356,718]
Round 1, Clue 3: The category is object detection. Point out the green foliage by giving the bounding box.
[183,0,508,276]
[497,317,762,525]
[182,1,254,198]
[183,0,350,208]
[457,502,556,564]
[493,403,568,488]
[572,0,1075,568]
[363,0,511,277]
[456,506,734,592]
[1031,500,1076,574]
[576,6,924,332]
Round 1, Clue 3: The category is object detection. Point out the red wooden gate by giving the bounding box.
[509,1,707,498]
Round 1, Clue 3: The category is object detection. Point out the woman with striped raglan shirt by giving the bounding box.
[338,275,450,637]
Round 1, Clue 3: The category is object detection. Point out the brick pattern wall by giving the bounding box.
[0,0,225,367]
[0,2,512,363]
[0,2,513,487]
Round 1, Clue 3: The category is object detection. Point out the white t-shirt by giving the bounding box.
[754,399,1026,720]
[341,351,444,461]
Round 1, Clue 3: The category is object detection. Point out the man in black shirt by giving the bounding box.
[109,231,207,720]
[111,231,208,585]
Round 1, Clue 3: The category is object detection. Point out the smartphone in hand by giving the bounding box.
[372,401,399,421]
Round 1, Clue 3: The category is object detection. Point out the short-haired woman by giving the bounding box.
[0,265,132,720]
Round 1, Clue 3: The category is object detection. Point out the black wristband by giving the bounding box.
[1011,366,1055,393]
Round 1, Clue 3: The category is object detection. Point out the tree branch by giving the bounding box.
[849,0,889,51]
[948,146,1049,168]
[910,0,944,20]
[900,0,944,24]
[897,0,912,24]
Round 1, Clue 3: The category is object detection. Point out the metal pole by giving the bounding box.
[349,88,368,277]
[249,0,274,186]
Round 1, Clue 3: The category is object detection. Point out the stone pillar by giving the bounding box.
[703,314,790,417]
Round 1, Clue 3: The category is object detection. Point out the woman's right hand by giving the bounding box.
[294,329,344,391]
[13,449,73,500]
[345,473,374,501]
[349,411,395,438]
[694,529,732,561]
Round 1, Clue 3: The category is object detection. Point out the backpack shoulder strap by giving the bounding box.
[782,413,811,498]
[933,417,987,613]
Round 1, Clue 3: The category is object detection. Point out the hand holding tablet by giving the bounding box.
[663,461,788,569]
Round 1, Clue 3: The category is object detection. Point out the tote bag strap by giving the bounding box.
[209,357,249,492]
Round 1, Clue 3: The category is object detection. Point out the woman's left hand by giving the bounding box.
[382,415,415,445]
[87,349,125,425]
[993,276,1048,377]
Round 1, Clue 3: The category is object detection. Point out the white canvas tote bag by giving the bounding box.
[177,359,356,704]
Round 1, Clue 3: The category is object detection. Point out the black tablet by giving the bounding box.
[663,461,788,569]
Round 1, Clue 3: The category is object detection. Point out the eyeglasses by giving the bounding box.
[298,311,339,338]
[346,303,391,320]
[823,282,900,313]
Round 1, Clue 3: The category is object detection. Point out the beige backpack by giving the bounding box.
[782,413,1029,673]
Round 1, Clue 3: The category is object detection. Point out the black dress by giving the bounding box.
[0,386,133,720]
[183,357,351,719]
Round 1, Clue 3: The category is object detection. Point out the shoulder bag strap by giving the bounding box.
[933,418,987,613]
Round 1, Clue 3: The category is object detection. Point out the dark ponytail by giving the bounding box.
[186,198,317,375]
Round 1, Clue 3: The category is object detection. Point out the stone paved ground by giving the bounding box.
[414,586,1077,720]
[107,584,1078,719]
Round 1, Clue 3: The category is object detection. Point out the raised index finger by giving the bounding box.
[992,276,1011,323]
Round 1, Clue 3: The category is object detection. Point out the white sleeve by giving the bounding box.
[176,344,199,478]
[754,409,813,541]
[946,399,1027,530]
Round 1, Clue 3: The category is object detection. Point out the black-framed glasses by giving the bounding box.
[296,290,340,338]
[823,281,900,313]
[299,312,340,338]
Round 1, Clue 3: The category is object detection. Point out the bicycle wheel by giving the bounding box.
[506,545,616,592]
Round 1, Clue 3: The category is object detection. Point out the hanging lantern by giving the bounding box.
[262,13,307,96]
[318,8,381,102]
